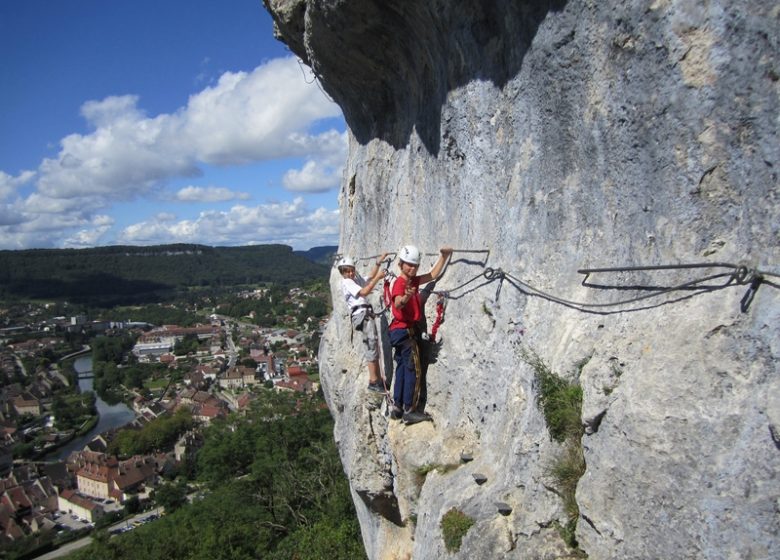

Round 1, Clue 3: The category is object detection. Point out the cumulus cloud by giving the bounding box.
[0,55,346,249]
[181,59,342,165]
[0,170,35,200]
[117,197,339,250]
[62,215,115,248]
[0,207,113,249]
[283,160,341,193]
[32,57,344,202]
[0,205,25,227]
[175,185,251,202]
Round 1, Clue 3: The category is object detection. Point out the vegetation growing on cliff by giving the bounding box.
[522,348,586,550]
[440,508,475,553]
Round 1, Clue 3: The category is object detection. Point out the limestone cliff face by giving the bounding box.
[264,1,779,558]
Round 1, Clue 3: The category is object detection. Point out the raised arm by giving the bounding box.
[417,247,453,284]
[356,253,388,297]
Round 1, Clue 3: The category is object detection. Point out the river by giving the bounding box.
[48,355,136,460]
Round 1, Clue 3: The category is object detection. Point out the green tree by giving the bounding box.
[109,409,193,457]
[124,495,141,515]
[153,480,188,513]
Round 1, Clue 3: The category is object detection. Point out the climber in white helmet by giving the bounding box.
[338,253,389,394]
[389,245,453,424]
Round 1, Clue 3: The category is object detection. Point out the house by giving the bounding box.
[137,401,167,421]
[179,387,197,404]
[0,502,25,541]
[236,392,254,411]
[84,435,109,453]
[287,365,307,378]
[193,404,226,424]
[0,478,57,538]
[76,464,112,500]
[274,377,316,394]
[241,366,260,386]
[1,486,32,520]
[75,453,158,502]
[218,367,244,390]
[112,458,157,500]
[57,489,104,522]
[23,477,58,513]
[159,353,176,365]
[132,395,146,413]
[192,391,221,408]
[133,324,218,361]
[12,393,41,417]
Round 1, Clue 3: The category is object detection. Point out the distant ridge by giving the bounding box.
[294,245,338,266]
[0,244,330,306]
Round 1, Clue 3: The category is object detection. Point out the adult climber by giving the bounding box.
[338,254,389,394]
[389,245,453,424]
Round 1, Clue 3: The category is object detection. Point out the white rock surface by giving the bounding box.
[265,0,780,558]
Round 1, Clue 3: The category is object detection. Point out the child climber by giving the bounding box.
[338,254,389,393]
[389,245,453,424]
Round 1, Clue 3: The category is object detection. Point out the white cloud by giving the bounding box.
[0,209,112,249]
[0,205,25,227]
[1,55,346,249]
[283,160,341,193]
[36,102,198,199]
[282,129,348,192]
[0,170,35,200]
[175,185,251,202]
[186,59,342,165]
[117,197,339,250]
[80,95,145,128]
[62,215,115,248]
[32,56,341,205]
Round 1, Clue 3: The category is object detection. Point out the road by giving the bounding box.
[33,509,163,560]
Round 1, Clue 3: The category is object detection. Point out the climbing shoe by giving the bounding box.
[390,406,403,420]
[402,410,432,425]
[367,382,385,393]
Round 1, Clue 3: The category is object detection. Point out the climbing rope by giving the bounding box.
[337,250,776,314]
[430,263,773,314]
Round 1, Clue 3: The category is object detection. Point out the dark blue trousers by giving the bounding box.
[389,327,423,410]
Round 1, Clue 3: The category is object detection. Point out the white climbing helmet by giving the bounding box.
[398,245,421,265]
[336,256,355,270]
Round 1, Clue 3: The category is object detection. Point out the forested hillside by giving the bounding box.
[0,244,334,305]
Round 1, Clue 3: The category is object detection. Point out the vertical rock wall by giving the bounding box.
[264,1,779,558]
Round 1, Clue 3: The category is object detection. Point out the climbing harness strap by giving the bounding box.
[408,326,424,410]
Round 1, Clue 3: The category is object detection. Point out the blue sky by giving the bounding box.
[0,0,346,250]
